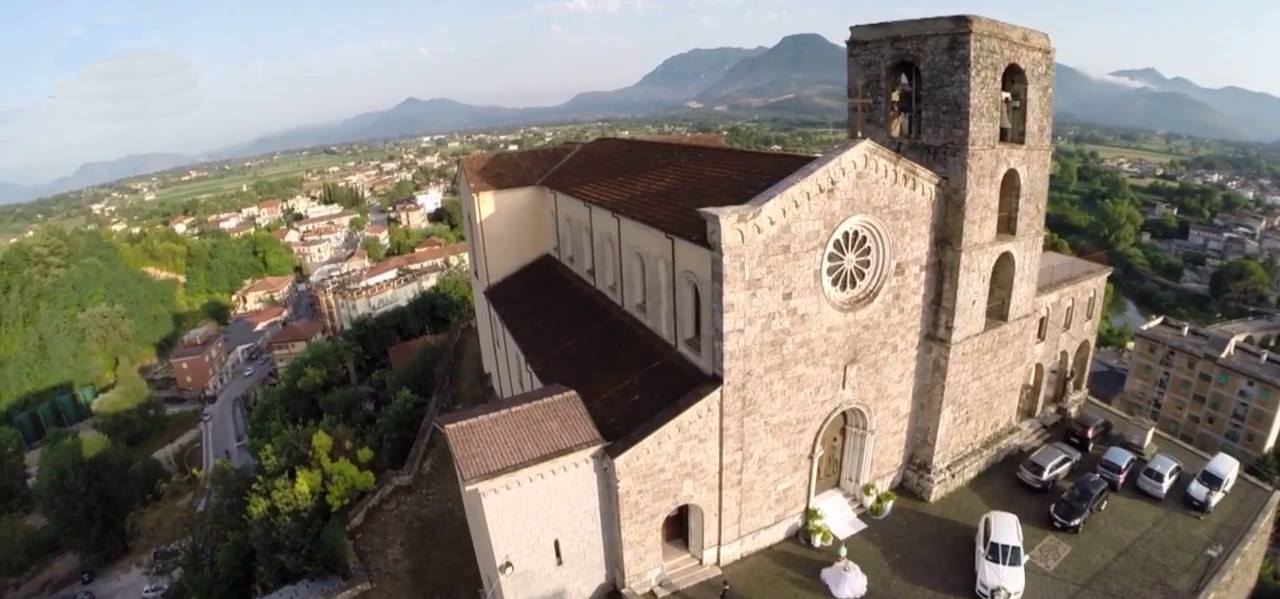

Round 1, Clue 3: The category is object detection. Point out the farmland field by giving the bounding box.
[1074,143,1183,163]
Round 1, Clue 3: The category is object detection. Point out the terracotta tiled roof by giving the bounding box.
[633,133,727,147]
[483,255,719,451]
[459,145,578,193]
[461,138,814,247]
[242,305,287,327]
[438,385,603,483]
[238,275,294,295]
[268,319,324,345]
[387,334,445,372]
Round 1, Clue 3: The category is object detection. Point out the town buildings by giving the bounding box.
[314,242,467,333]
[232,275,295,313]
[1122,317,1280,463]
[267,319,326,371]
[438,15,1111,598]
[169,323,230,395]
[392,199,428,228]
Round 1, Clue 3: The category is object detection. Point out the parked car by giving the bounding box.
[243,366,255,377]
[1065,413,1113,451]
[1137,453,1183,500]
[80,569,95,585]
[141,583,168,599]
[1017,441,1083,490]
[74,592,96,599]
[1185,452,1241,513]
[974,510,1025,599]
[1095,446,1138,491]
[1050,473,1110,533]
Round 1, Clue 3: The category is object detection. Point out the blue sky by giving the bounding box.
[0,0,1275,184]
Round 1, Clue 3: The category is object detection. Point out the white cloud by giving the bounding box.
[535,0,641,13]
[1081,68,1149,89]
[551,23,564,36]
[417,45,432,58]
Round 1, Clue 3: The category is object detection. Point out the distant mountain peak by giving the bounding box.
[1111,67,1166,80]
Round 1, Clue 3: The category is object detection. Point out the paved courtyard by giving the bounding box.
[681,411,1272,598]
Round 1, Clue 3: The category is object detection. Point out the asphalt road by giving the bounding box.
[201,358,271,472]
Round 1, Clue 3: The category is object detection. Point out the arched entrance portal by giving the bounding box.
[661,503,706,565]
[810,407,873,499]
[1055,350,1071,404]
[1072,340,1091,392]
[1020,363,1044,419]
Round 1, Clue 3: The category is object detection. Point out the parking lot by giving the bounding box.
[681,404,1274,598]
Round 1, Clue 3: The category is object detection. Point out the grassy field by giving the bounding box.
[151,153,352,204]
[1075,143,1183,164]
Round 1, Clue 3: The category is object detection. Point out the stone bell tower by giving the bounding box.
[846,16,1057,497]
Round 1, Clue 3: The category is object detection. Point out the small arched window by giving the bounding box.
[580,225,594,274]
[1086,289,1097,320]
[600,234,617,294]
[561,218,575,264]
[1036,307,1049,342]
[997,169,1020,236]
[554,539,563,566]
[887,61,922,139]
[1000,64,1028,144]
[631,251,647,315]
[1063,297,1075,330]
[985,252,1015,327]
[681,274,703,353]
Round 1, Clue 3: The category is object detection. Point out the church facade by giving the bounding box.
[439,15,1110,598]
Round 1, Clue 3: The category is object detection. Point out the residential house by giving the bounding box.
[170,323,230,395]
[267,320,326,372]
[233,275,295,313]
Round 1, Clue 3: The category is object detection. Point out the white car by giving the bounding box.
[1137,453,1183,500]
[1185,452,1241,513]
[243,366,255,377]
[141,583,168,598]
[975,511,1025,599]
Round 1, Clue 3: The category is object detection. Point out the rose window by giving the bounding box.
[820,216,891,309]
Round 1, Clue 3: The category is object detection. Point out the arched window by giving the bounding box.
[1000,64,1028,144]
[681,273,703,353]
[1063,297,1075,330]
[997,169,1020,236]
[985,252,1015,327]
[631,251,647,315]
[580,225,594,274]
[1036,307,1049,342]
[600,234,617,294]
[561,218,575,264]
[1086,289,1097,320]
[887,61,922,139]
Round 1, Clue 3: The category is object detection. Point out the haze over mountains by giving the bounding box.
[6,33,1280,205]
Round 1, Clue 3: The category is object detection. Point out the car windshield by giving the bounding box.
[1098,459,1124,474]
[984,542,1023,566]
[1198,470,1226,491]
[1023,460,1047,477]
[1063,483,1094,506]
[1142,467,1165,483]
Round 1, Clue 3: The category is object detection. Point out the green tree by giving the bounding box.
[350,214,368,232]
[372,389,424,468]
[0,426,30,514]
[1210,259,1271,305]
[362,236,386,262]
[174,463,255,599]
[34,432,165,559]
[1098,199,1142,250]
[96,398,166,446]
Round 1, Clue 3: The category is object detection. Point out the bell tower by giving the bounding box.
[847,16,1057,495]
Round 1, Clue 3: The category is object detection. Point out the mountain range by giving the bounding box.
[7,33,1280,205]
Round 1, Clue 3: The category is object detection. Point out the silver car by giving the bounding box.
[1017,441,1083,490]
[1137,453,1183,500]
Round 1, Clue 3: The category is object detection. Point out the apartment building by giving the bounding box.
[1121,317,1280,463]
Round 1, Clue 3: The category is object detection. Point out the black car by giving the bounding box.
[1065,413,1113,451]
[1049,473,1110,533]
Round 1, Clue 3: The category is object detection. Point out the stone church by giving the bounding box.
[439,14,1110,598]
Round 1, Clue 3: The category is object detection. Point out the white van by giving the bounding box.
[1184,452,1240,513]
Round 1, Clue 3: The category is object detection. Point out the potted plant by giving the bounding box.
[803,508,833,547]
[860,481,879,509]
[870,490,897,520]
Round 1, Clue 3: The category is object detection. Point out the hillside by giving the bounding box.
[1111,68,1280,141]
[0,152,199,205]
[1055,65,1251,140]
[693,33,844,115]
[559,46,767,116]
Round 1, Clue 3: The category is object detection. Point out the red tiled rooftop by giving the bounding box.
[237,275,294,295]
[268,319,324,345]
[460,145,578,193]
[461,138,815,247]
[438,385,603,483]
[484,255,719,452]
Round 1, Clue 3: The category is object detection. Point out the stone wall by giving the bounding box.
[611,388,723,593]
[707,142,942,564]
[1200,490,1279,599]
